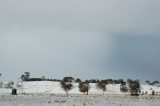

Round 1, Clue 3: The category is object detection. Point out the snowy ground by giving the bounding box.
[0,94,160,106]
[1,81,160,95]
[1,81,160,106]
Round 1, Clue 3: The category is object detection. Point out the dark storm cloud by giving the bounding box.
[104,35,160,80]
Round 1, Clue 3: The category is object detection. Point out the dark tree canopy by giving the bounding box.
[96,80,108,95]
[79,82,90,95]
[75,78,82,83]
[127,79,140,94]
[21,72,31,81]
[60,79,73,96]
[21,75,27,81]
[120,86,128,93]
[63,77,74,82]
[146,80,159,85]
[24,72,30,79]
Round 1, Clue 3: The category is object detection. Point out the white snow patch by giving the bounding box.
[1,81,160,95]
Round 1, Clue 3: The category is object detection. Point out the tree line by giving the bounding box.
[1,72,159,96]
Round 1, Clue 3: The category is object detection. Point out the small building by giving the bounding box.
[11,88,17,95]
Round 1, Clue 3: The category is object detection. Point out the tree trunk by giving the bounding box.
[65,90,69,96]
[87,91,88,95]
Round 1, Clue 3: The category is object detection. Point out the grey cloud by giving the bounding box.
[104,35,160,80]
[0,27,112,80]
[0,0,160,81]
[0,0,160,35]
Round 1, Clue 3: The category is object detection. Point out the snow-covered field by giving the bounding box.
[1,81,160,106]
[1,81,160,95]
[1,94,160,106]
[1,81,123,95]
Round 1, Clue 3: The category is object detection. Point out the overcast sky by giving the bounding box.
[0,0,160,82]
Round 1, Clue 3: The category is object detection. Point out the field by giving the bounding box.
[1,81,160,106]
[0,94,160,106]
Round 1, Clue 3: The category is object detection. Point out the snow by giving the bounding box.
[141,85,160,94]
[1,81,160,106]
[0,81,160,95]
[0,94,160,106]
[106,84,121,94]
[0,88,11,94]
[15,81,122,95]
[17,81,65,94]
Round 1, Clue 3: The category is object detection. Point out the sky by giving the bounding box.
[0,0,160,82]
